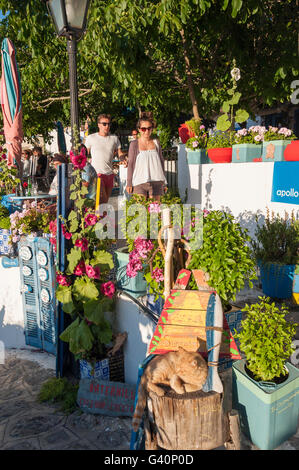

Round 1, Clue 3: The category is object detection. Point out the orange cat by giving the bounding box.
[132,347,208,431]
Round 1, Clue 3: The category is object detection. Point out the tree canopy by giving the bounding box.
[0,0,298,141]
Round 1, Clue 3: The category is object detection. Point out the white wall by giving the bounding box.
[0,264,25,349]
[178,144,299,238]
[114,293,156,385]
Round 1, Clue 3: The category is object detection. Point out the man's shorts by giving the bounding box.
[97,173,114,193]
[133,181,164,197]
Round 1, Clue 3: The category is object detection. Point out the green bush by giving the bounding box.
[252,210,299,265]
[207,132,234,149]
[235,297,298,381]
[0,204,10,229]
[38,377,79,414]
[187,210,257,307]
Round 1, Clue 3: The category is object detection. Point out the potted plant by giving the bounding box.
[251,210,299,299]
[118,191,187,308]
[262,126,297,161]
[55,147,119,379]
[206,131,234,163]
[184,118,209,164]
[232,126,265,163]
[187,210,257,310]
[232,297,299,450]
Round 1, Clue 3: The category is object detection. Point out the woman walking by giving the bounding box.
[126,112,167,201]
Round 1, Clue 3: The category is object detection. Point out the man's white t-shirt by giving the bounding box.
[85,133,121,175]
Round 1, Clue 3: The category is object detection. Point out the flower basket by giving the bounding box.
[262,140,293,161]
[232,143,262,163]
[186,149,208,164]
[207,147,232,163]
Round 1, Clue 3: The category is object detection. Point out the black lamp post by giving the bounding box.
[43,0,91,149]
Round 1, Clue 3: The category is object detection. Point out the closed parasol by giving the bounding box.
[56,120,67,154]
[1,38,23,169]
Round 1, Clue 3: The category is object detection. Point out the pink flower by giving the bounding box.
[100,281,115,298]
[200,125,205,130]
[49,220,57,235]
[74,260,86,276]
[203,209,210,217]
[56,274,70,286]
[84,213,97,227]
[70,150,87,170]
[152,267,164,283]
[50,237,57,247]
[192,140,199,148]
[75,237,89,251]
[62,225,72,240]
[148,203,161,214]
[1,153,6,160]
[85,265,100,279]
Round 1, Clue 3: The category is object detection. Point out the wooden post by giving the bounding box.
[146,388,228,450]
[162,208,174,300]
[224,410,241,450]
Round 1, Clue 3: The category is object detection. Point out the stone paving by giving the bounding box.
[0,350,299,450]
[0,355,132,450]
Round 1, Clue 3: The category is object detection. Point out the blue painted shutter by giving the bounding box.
[19,236,57,354]
[18,238,42,349]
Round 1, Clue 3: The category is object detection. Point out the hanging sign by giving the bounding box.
[77,379,136,417]
[271,161,299,205]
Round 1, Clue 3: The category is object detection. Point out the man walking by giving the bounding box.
[85,114,123,203]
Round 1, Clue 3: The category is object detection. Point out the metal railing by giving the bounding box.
[163,147,178,190]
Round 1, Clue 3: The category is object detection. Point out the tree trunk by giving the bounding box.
[179,29,200,120]
[146,388,228,450]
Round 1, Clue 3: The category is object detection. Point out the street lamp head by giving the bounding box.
[43,0,90,40]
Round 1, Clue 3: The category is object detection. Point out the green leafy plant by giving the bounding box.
[216,60,249,133]
[207,132,233,149]
[251,209,299,265]
[263,126,297,142]
[185,119,208,150]
[38,377,79,414]
[235,297,298,382]
[187,210,257,307]
[0,155,20,195]
[0,204,10,229]
[55,145,116,364]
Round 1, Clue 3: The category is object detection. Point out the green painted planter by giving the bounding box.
[262,140,292,162]
[232,359,299,450]
[186,149,208,164]
[114,246,147,299]
[232,143,262,163]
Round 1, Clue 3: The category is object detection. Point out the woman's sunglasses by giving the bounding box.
[140,126,152,132]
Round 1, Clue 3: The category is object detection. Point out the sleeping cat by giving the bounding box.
[132,347,208,431]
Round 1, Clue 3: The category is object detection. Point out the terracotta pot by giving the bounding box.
[284,140,299,161]
[207,147,232,163]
